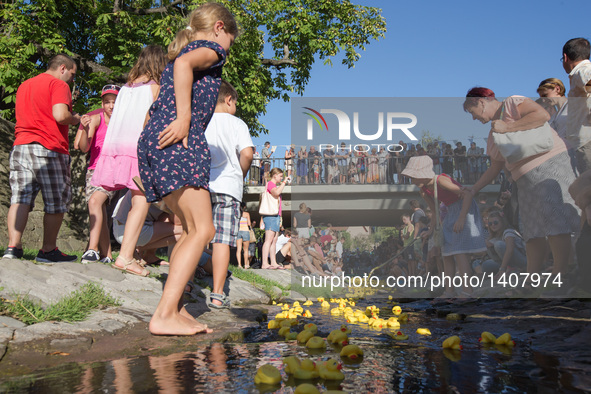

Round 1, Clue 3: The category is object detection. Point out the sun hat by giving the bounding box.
[101,84,120,97]
[401,156,435,179]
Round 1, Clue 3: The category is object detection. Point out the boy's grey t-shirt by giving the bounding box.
[293,212,311,228]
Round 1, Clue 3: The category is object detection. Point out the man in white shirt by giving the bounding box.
[562,37,591,173]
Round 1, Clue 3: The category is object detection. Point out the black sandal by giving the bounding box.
[207,292,230,309]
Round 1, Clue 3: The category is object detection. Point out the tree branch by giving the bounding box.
[261,58,297,67]
[32,43,126,82]
[122,0,185,15]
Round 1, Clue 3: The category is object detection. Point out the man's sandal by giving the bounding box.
[112,256,150,277]
[207,292,230,309]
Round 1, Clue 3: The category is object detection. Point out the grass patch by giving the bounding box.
[227,266,290,299]
[0,282,121,325]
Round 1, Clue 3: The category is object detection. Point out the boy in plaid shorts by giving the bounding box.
[203,81,254,309]
[4,54,81,263]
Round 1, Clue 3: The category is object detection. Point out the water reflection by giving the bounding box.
[0,301,587,393]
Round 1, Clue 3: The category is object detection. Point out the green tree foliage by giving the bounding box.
[0,0,386,135]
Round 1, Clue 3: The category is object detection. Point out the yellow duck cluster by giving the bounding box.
[259,297,518,391]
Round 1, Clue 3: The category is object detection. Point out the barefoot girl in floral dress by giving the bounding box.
[137,3,237,336]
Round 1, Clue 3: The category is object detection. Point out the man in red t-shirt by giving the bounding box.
[3,54,81,263]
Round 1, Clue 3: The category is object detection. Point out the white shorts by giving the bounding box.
[113,220,154,247]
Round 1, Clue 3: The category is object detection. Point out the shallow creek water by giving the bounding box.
[0,299,588,393]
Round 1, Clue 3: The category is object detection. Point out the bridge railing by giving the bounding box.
[245,155,500,186]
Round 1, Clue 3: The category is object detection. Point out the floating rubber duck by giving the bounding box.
[297,329,315,344]
[321,300,331,308]
[397,312,408,323]
[285,332,298,341]
[446,313,461,321]
[303,323,318,334]
[390,330,409,340]
[294,359,319,380]
[392,306,402,315]
[280,319,292,328]
[317,297,325,303]
[294,383,321,394]
[268,320,281,329]
[293,301,300,307]
[303,300,313,306]
[306,336,327,349]
[357,314,369,323]
[275,311,288,319]
[346,315,359,324]
[282,304,291,311]
[442,335,462,350]
[254,364,282,385]
[388,295,393,300]
[283,356,301,374]
[340,344,364,359]
[386,317,400,329]
[302,310,313,318]
[293,306,304,314]
[330,308,342,316]
[479,331,497,344]
[495,333,515,347]
[278,326,291,337]
[339,324,351,334]
[416,328,431,336]
[329,331,349,346]
[318,359,345,380]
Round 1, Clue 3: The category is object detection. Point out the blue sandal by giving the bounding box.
[207,292,230,309]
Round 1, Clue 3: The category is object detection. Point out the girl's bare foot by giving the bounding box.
[149,311,212,336]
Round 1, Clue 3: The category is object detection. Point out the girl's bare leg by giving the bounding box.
[236,238,243,268]
[149,187,215,336]
[113,190,150,274]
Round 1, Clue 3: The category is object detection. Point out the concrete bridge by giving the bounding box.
[243,184,501,228]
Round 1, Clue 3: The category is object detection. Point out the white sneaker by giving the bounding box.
[81,249,100,264]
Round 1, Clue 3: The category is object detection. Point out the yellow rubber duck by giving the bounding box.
[293,301,301,307]
[303,310,313,318]
[397,312,408,323]
[283,356,301,374]
[346,315,359,323]
[446,313,461,321]
[278,326,291,337]
[340,344,364,359]
[317,297,325,303]
[357,314,369,323]
[294,358,319,380]
[495,333,515,347]
[416,328,431,336]
[297,329,315,344]
[390,330,408,340]
[254,364,282,385]
[303,323,318,334]
[268,320,281,329]
[303,300,313,306]
[442,335,462,350]
[330,307,342,316]
[306,336,327,350]
[280,319,292,328]
[386,317,400,329]
[392,305,402,315]
[275,311,288,319]
[329,331,349,346]
[294,383,321,394]
[321,300,331,308]
[479,331,497,344]
[339,324,352,334]
[285,332,298,341]
[318,358,345,380]
[282,304,291,311]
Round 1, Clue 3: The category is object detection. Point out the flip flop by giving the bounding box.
[262,266,277,270]
[112,256,150,277]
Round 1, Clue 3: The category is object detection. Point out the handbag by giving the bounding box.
[432,176,444,247]
[492,103,554,164]
[249,228,257,243]
[258,189,279,215]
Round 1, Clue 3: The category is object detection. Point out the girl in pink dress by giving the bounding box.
[91,45,167,277]
[75,85,120,264]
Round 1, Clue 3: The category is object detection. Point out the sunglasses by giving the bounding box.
[488,220,500,226]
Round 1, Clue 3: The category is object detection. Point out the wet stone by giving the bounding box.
[48,337,92,354]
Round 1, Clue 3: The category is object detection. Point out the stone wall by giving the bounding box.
[0,117,89,252]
